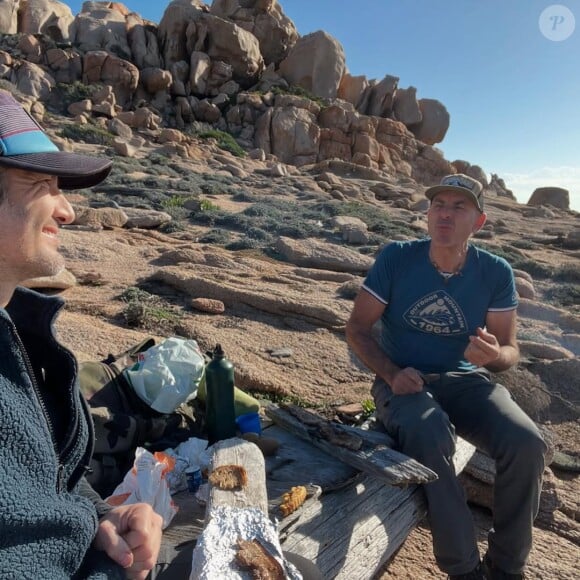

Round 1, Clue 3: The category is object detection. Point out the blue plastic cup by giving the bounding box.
[236,412,262,435]
[185,465,202,493]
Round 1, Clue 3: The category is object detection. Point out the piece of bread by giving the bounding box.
[279,485,307,517]
[236,538,286,580]
[208,464,248,490]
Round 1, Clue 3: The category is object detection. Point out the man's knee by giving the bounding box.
[496,423,547,473]
[395,404,456,460]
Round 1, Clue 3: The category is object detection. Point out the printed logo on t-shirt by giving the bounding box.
[404,291,468,335]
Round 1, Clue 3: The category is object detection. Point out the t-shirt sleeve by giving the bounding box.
[362,243,398,305]
[489,258,518,311]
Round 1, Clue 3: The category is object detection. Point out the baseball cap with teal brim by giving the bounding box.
[424,173,484,212]
[0,91,112,189]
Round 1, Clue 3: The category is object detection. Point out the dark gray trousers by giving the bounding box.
[372,369,547,576]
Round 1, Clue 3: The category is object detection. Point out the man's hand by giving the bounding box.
[93,503,163,580]
[390,367,424,395]
[464,327,501,367]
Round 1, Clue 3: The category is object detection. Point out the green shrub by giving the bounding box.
[59,123,113,146]
[361,398,376,419]
[554,263,580,284]
[198,130,246,157]
[56,81,100,111]
[161,195,198,209]
[226,237,263,251]
[544,284,580,310]
[269,85,327,107]
[200,199,220,211]
[119,287,181,330]
[199,228,232,245]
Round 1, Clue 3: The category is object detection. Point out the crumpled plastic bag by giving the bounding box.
[164,437,208,494]
[107,447,178,529]
[123,337,205,413]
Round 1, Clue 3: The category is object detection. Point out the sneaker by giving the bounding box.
[448,561,486,579]
[483,553,526,579]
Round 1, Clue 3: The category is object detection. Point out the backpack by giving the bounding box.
[79,338,204,497]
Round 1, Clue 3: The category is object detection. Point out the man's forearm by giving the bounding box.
[485,344,520,372]
[346,324,400,385]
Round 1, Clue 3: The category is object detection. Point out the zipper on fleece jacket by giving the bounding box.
[10,321,70,493]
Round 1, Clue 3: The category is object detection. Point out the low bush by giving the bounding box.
[199,228,232,245]
[553,263,580,284]
[198,130,246,157]
[119,287,181,330]
[59,123,113,146]
[55,81,100,111]
[544,284,580,311]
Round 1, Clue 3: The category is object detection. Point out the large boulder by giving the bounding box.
[337,73,369,110]
[366,74,398,118]
[19,0,74,42]
[409,98,450,145]
[158,0,205,68]
[392,86,422,126]
[527,187,570,210]
[83,51,139,107]
[191,13,264,86]
[275,236,374,273]
[45,47,82,83]
[270,105,320,165]
[0,0,19,33]
[278,30,346,99]
[126,12,162,69]
[210,0,298,66]
[189,51,211,94]
[72,2,132,61]
[11,60,55,100]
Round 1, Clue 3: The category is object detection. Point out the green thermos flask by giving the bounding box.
[205,344,237,444]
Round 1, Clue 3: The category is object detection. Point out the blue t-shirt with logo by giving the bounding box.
[362,239,518,373]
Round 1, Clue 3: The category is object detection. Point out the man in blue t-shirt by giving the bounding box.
[346,174,546,580]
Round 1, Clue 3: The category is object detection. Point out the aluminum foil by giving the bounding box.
[190,506,302,579]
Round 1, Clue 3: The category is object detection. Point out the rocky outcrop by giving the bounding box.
[0,0,19,34]
[72,2,132,61]
[528,187,570,210]
[279,30,346,99]
[274,236,374,273]
[210,0,298,66]
[19,0,75,43]
[194,12,264,86]
[408,98,450,145]
[0,0,481,185]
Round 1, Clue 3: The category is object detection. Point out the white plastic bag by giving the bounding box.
[123,337,205,413]
[164,437,209,494]
[107,447,178,529]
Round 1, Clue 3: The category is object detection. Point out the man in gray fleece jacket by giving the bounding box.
[0,91,162,579]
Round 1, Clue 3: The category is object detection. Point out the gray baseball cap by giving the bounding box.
[425,173,484,212]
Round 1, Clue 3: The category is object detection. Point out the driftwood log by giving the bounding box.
[265,403,438,486]
[262,405,477,578]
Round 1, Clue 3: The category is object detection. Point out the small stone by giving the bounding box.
[335,403,363,416]
[191,298,225,314]
[267,347,293,358]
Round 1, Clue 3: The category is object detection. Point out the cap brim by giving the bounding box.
[0,151,112,189]
[425,184,483,211]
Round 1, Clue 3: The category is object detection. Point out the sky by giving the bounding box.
[63,1,580,211]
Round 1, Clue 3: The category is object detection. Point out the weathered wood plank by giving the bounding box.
[264,424,359,499]
[206,437,268,515]
[279,436,476,579]
[265,404,437,486]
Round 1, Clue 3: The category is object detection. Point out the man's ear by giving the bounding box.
[473,211,487,233]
